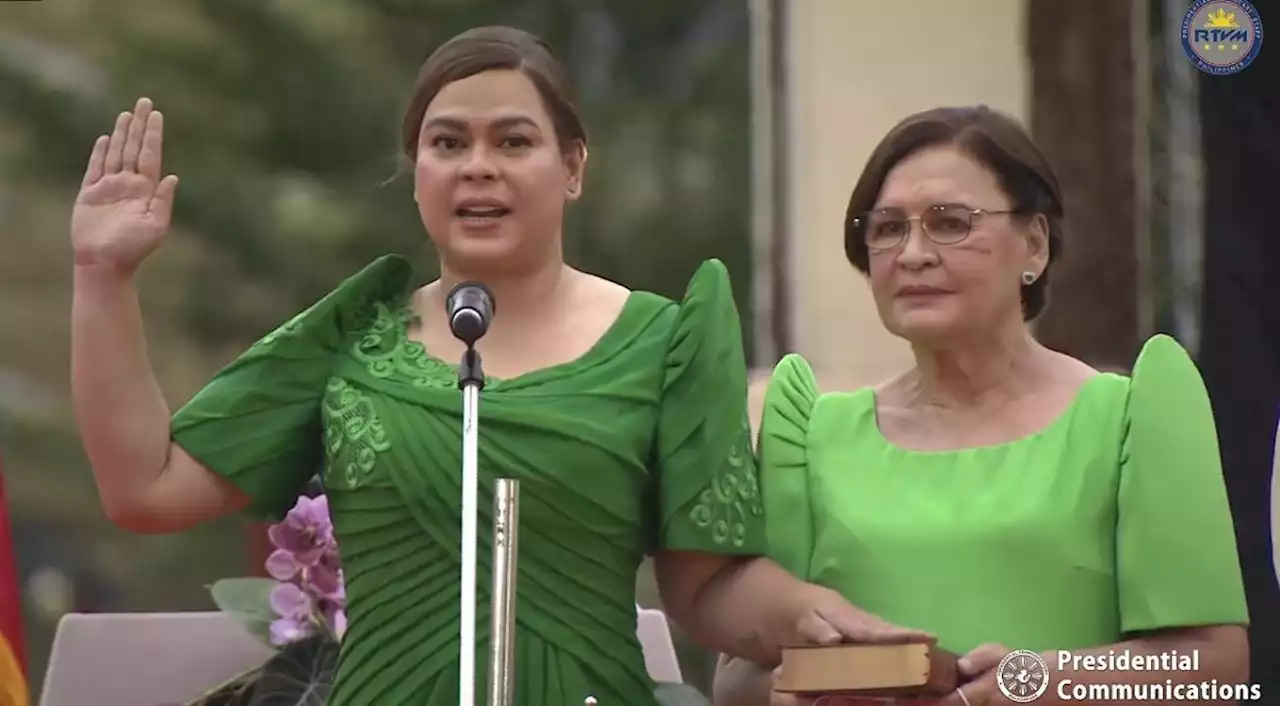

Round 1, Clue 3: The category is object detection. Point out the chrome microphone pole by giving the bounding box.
[448,282,495,706]
[458,346,482,706]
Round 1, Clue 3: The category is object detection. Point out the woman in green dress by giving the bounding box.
[714,106,1251,706]
[68,25,923,706]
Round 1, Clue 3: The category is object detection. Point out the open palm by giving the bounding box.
[71,97,179,272]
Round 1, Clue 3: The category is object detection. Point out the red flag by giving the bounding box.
[0,451,28,706]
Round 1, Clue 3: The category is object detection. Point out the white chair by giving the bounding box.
[41,608,687,704]
[40,612,275,706]
[636,603,683,683]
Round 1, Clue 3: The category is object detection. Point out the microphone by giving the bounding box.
[446,281,495,347]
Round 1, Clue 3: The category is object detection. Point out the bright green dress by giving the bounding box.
[760,335,1249,654]
[169,255,765,705]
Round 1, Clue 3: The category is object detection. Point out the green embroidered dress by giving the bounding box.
[170,256,765,706]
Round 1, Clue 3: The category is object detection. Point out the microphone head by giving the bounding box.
[450,308,486,345]
[446,281,495,312]
[446,281,495,346]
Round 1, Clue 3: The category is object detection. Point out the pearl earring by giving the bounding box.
[1021,271,1037,285]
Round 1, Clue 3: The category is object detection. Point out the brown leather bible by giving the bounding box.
[773,637,961,697]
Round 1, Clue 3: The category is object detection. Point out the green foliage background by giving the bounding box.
[0,0,754,694]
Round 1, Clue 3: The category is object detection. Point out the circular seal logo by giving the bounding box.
[1182,0,1264,75]
[997,650,1050,703]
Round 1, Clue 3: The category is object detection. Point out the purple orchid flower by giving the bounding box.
[267,495,334,568]
[320,599,348,640]
[264,549,302,582]
[268,582,317,646]
[269,616,313,646]
[260,493,348,646]
[306,548,344,600]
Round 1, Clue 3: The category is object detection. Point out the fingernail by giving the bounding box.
[958,658,971,672]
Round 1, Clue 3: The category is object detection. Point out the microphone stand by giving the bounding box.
[458,346,523,706]
[450,285,592,706]
[457,345,484,706]
[450,282,523,706]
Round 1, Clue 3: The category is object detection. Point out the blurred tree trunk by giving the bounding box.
[1025,0,1140,368]
[1197,48,1280,695]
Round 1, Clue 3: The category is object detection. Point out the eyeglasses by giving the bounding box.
[852,205,1019,251]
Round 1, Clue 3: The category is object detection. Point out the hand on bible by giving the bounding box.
[768,587,938,705]
[766,636,1014,706]
[790,585,933,647]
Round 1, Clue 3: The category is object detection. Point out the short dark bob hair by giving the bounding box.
[844,105,1065,320]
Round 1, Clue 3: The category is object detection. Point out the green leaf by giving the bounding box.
[209,577,280,648]
[184,665,261,706]
[654,682,710,706]
[251,634,339,705]
[181,634,338,705]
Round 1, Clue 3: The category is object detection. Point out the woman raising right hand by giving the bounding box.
[71,96,256,532]
[70,27,927,706]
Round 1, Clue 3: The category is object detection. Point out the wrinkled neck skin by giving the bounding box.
[903,313,1047,411]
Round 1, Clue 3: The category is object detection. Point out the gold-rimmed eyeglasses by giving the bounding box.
[852,205,1019,251]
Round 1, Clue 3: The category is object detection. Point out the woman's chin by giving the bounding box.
[439,230,523,267]
[886,310,961,343]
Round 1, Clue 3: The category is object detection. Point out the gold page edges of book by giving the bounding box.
[774,639,960,697]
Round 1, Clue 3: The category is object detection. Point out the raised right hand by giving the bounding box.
[71,96,178,273]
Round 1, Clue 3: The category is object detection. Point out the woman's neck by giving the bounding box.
[432,255,572,328]
[905,317,1044,410]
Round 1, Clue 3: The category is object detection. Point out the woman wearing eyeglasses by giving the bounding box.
[714,106,1250,706]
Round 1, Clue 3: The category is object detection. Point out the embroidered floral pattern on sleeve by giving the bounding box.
[689,411,763,548]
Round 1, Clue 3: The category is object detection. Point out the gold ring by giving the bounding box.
[955,687,973,706]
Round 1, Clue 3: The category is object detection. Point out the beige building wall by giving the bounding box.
[749,0,1031,422]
